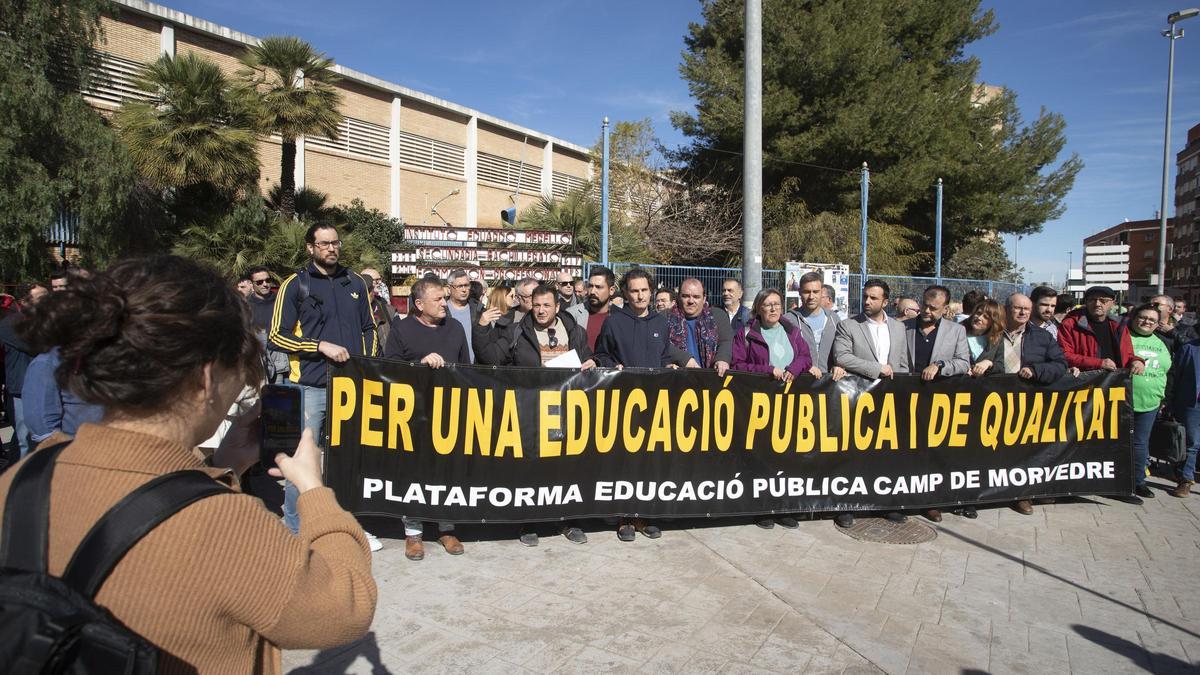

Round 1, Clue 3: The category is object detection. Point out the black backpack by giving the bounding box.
[0,443,230,674]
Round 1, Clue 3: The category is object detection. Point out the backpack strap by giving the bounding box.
[0,442,72,573]
[61,471,229,599]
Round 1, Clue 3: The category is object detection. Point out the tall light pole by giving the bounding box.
[742,0,763,304]
[1158,9,1199,293]
[934,178,943,283]
[1067,250,1073,291]
[601,117,610,267]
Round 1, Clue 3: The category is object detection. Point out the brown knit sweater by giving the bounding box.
[0,424,378,674]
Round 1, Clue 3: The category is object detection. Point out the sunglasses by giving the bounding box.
[547,327,558,348]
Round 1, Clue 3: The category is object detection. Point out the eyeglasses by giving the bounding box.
[547,327,558,348]
[1136,316,1159,324]
[761,303,782,310]
[313,240,342,249]
[252,278,271,286]
[451,283,470,289]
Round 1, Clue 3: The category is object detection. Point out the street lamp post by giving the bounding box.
[1067,251,1073,291]
[1158,8,1200,294]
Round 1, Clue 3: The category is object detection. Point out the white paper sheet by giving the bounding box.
[545,349,582,368]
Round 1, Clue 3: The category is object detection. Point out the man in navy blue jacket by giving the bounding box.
[270,223,378,545]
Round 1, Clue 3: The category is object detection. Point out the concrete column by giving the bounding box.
[465,116,478,227]
[160,23,175,57]
[542,141,554,198]
[390,96,401,219]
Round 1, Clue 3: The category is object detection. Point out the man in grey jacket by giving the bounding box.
[903,285,971,381]
[787,271,840,376]
[832,279,910,382]
[830,278,909,529]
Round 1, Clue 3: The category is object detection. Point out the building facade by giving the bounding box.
[1083,218,1174,302]
[90,0,592,235]
[1172,122,1200,304]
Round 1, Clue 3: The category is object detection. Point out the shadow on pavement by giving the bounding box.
[937,527,1200,640]
[288,631,391,675]
[1072,625,1196,673]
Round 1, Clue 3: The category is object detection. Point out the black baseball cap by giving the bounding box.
[1083,285,1116,300]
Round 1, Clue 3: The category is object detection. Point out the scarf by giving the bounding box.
[668,306,718,366]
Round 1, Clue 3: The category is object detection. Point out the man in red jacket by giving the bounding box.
[1058,286,1145,373]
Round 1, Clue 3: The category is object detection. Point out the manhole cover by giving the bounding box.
[836,517,937,544]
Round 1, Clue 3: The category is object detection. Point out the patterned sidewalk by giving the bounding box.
[284,475,1200,674]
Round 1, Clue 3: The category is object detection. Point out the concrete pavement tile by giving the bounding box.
[552,646,644,674]
[1138,630,1195,673]
[905,622,989,675]
[471,659,537,675]
[1008,584,1080,625]
[682,651,730,674]
[765,612,844,658]
[963,550,1024,581]
[641,643,725,675]
[802,642,877,674]
[936,598,993,635]
[943,580,1008,621]
[687,617,780,662]
[1076,597,1157,642]
[518,638,588,672]
[1025,624,1069,661]
[839,615,916,674]
[749,633,817,673]
[718,661,782,675]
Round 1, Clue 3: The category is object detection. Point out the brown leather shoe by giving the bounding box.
[439,534,465,555]
[925,509,942,523]
[1013,500,1033,515]
[405,535,425,561]
[1171,481,1193,498]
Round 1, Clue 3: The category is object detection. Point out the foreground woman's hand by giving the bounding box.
[269,428,323,494]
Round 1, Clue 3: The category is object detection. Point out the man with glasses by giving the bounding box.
[246,265,288,383]
[475,277,538,365]
[901,284,971,523]
[1057,286,1143,375]
[894,296,920,321]
[444,270,482,363]
[270,224,381,550]
[557,271,582,308]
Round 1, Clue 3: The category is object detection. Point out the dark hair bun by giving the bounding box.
[21,255,263,413]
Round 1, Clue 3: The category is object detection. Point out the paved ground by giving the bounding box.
[284,473,1200,674]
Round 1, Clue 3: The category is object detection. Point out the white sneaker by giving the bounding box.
[365,531,384,552]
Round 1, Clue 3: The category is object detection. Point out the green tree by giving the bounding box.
[673,0,1081,269]
[942,237,1024,283]
[172,194,276,276]
[763,180,928,273]
[115,51,259,225]
[332,198,405,271]
[0,0,140,280]
[240,36,342,218]
[266,184,336,224]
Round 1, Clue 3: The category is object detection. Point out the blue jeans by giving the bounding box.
[1179,407,1200,482]
[1131,409,1157,487]
[282,384,327,534]
[13,396,30,459]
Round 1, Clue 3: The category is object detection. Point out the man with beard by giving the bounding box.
[384,277,468,560]
[581,266,617,351]
[721,278,750,334]
[1030,285,1060,339]
[270,224,381,548]
[786,272,840,377]
[902,285,971,522]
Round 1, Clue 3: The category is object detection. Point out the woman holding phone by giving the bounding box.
[0,256,377,672]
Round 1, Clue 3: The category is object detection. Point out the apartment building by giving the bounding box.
[1172,122,1200,304]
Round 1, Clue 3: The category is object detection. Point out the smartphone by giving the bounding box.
[260,384,303,468]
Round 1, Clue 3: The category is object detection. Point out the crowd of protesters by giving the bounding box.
[2,228,1198,670]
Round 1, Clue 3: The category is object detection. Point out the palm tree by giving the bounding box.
[239,36,342,218]
[265,184,335,223]
[172,195,274,277]
[115,52,259,195]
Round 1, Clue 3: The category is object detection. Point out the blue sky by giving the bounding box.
[163,0,1199,284]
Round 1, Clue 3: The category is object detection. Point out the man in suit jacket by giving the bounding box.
[787,271,840,376]
[832,279,909,381]
[829,279,908,529]
[903,285,971,381]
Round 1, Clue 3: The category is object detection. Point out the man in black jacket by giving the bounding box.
[269,224,378,544]
[491,283,593,547]
[593,269,690,370]
[383,277,468,560]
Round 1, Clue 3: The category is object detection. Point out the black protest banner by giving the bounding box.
[324,358,1133,522]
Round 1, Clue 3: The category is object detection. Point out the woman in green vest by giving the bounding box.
[1129,303,1173,499]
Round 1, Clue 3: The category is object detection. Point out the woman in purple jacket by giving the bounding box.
[731,288,813,380]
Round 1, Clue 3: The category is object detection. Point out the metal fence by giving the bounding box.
[586,262,1029,315]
